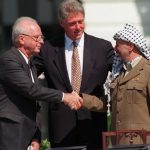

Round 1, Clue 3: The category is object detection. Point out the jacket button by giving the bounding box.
[117,120,121,124]
[118,98,121,102]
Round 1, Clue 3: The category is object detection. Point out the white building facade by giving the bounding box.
[84,0,150,46]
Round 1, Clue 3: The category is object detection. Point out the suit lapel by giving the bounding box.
[52,34,97,92]
[12,47,36,82]
[80,34,94,92]
[53,42,72,92]
[119,58,145,84]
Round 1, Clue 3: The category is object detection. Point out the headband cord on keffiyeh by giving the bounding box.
[111,23,150,79]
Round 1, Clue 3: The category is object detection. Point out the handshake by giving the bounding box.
[63,92,106,111]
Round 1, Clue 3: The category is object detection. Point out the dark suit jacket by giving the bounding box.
[34,33,114,143]
[0,47,62,150]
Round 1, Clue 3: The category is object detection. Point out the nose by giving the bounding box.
[75,22,80,29]
[39,38,44,44]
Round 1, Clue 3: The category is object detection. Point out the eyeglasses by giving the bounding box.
[21,34,45,42]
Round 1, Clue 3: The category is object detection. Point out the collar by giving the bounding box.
[18,49,29,64]
[123,56,142,71]
[65,33,84,48]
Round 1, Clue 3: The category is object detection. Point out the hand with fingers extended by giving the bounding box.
[63,91,83,110]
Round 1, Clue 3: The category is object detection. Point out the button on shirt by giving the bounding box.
[65,34,84,82]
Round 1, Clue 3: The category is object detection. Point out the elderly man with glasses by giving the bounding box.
[0,16,83,150]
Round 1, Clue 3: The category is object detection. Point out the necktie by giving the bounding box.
[124,62,132,77]
[28,60,40,112]
[125,62,132,71]
[71,41,81,93]
[28,60,35,83]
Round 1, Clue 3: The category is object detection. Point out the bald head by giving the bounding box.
[12,17,40,46]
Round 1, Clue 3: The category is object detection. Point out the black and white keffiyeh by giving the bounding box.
[112,23,150,79]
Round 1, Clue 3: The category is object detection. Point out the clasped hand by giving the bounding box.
[63,91,83,110]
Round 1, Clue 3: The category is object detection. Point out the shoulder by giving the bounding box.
[84,33,113,53]
[0,47,24,67]
[84,33,114,57]
[0,47,17,59]
[143,58,150,66]
[138,59,150,87]
[85,33,112,45]
[144,59,150,70]
[141,58,150,76]
[44,35,64,47]
[41,35,64,53]
[146,59,150,65]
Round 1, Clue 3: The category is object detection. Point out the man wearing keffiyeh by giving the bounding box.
[110,23,150,144]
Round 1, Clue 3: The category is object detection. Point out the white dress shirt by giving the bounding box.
[65,33,84,82]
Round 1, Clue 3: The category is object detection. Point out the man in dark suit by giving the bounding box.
[33,0,114,149]
[0,16,83,150]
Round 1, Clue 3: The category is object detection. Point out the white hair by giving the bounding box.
[12,17,38,45]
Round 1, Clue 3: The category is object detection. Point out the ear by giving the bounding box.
[60,20,65,28]
[18,35,25,45]
[129,43,135,52]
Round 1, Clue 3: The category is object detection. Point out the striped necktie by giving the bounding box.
[71,41,81,93]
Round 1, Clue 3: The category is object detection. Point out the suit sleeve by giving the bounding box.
[0,56,62,103]
[106,41,114,72]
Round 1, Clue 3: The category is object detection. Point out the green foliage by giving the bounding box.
[39,139,50,150]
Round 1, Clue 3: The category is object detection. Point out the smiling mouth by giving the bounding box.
[74,32,79,34]
[74,29,81,33]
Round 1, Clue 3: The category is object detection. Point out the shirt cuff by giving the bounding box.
[62,92,64,102]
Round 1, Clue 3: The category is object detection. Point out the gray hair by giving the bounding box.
[12,17,37,45]
[58,0,85,22]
